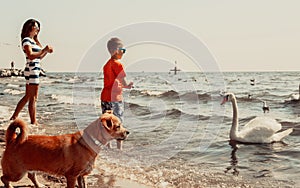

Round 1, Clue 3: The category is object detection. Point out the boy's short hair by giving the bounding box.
[107,37,123,55]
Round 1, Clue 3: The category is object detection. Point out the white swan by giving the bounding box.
[289,84,300,101]
[221,93,293,143]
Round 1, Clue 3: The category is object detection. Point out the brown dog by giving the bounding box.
[1,111,129,188]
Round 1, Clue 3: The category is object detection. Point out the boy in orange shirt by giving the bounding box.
[101,37,133,150]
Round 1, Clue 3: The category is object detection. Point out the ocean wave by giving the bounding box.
[126,102,210,120]
[180,92,211,101]
[281,121,300,136]
[235,97,262,103]
[160,91,213,100]
[142,90,165,96]
[51,80,80,84]
[159,90,179,98]
[6,83,21,88]
[3,88,24,95]
[129,89,213,101]
[43,76,84,85]
[128,89,174,97]
[49,94,98,106]
[126,103,151,116]
[50,94,73,104]
[283,98,300,104]
[233,93,288,103]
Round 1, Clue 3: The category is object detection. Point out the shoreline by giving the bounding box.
[0,68,23,77]
[0,68,46,77]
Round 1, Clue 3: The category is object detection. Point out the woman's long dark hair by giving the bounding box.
[21,19,40,40]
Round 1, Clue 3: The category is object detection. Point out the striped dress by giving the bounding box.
[22,37,42,85]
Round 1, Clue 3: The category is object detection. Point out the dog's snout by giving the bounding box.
[126,131,130,135]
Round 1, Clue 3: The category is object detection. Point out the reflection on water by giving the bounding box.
[224,140,291,179]
[225,140,239,176]
[284,100,300,116]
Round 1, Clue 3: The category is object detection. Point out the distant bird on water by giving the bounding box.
[288,84,300,101]
[250,79,255,86]
[262,101,269,113]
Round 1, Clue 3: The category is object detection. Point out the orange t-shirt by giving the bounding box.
[101,58,126,102]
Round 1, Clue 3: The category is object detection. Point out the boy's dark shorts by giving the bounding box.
[101,101,124,123]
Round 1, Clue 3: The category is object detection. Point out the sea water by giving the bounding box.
[0,72,299,187]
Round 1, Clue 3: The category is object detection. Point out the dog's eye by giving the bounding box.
[116,125,120,129]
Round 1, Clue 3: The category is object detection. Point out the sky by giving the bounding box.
[1,0,300,72]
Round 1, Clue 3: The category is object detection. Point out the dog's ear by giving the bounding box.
[100,113,113,130]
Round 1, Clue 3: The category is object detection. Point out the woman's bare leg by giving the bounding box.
[10,85,31,120]
[27,85,39,124]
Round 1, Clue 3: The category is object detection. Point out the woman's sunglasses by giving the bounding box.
[33,25,40,31]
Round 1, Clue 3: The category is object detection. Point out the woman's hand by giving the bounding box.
[44,45,54,53]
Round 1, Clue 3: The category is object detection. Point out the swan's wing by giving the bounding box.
[243,116,281,133]
[238,126,278,141]
[271,128,293,142]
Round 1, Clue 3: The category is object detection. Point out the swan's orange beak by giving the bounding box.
[221,96,228,105]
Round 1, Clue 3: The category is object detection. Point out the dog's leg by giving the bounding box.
[77,176,86,188]
[1,175,13,188]
[106,141,112,149]
[28,172,45,188]
[66,176,77,188]
[1,169,26,188]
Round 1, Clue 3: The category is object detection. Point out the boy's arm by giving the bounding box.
[114,62,133,88]
[121,77,133,89]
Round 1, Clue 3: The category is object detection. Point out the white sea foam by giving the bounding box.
[141,90,164,96]
[50,94,98,105]
[3,88,24,95]
[6,83,20,88]
[51,94,73,104]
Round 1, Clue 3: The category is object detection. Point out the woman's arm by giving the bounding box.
[24,44,53,60]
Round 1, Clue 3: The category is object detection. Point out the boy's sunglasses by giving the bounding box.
[119,48,126,54]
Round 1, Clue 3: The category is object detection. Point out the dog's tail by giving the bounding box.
[6,119,28,145]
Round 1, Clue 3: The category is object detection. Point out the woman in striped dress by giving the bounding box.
[10,19,53,125]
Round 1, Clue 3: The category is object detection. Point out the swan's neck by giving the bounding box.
[230,96,239,139]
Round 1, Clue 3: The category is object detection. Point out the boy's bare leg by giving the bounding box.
[117,140,123,150]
